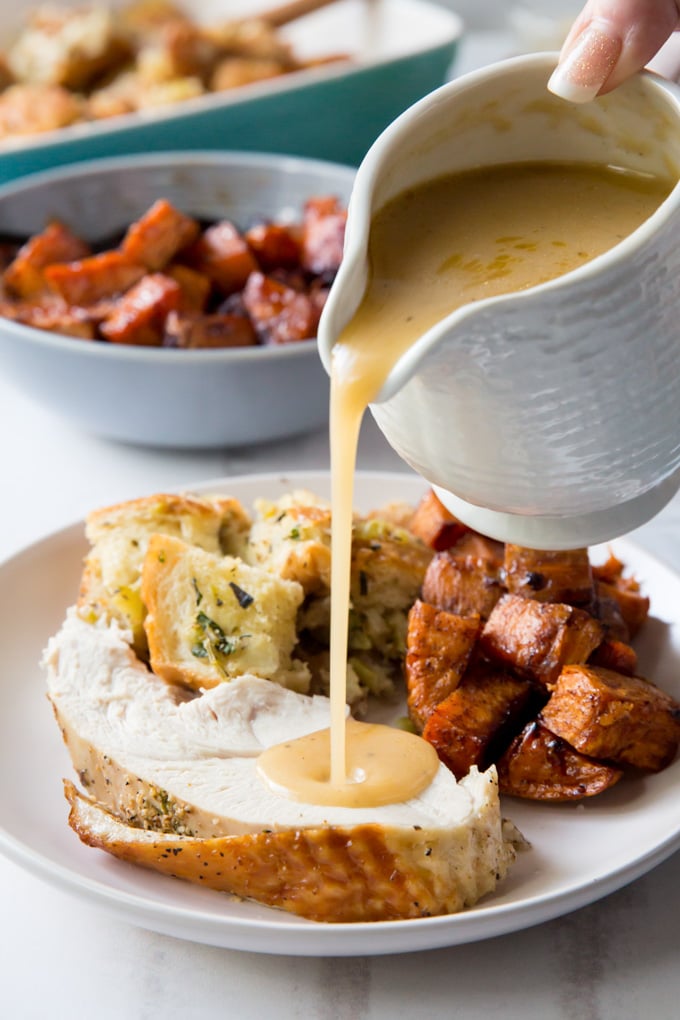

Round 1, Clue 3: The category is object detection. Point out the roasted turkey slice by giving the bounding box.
[44,612,519,922]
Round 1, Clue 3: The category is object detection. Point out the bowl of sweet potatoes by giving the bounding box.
[0,150,355,447]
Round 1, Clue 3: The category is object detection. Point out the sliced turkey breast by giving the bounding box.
[44,611,518,921]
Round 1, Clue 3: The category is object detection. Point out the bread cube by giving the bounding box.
[142,534,309,692]
[78,492,250,657]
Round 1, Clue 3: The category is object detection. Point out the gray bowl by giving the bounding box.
[0,151,355,448]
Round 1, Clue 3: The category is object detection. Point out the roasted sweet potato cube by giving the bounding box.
[497,720,623,800]
[422,550,504,621]
[3,220,90,299]
[242,271,320,345]
[480,593,603,686]
[591,581,630,642]
[408,490,469,551]
[503,545,594,605]
[301,196,346,276]
[122,200,200,271]
[405,600,482,729]
[45,251,146,305]
[422,663,536,778]
[592,553,650,637]
[540,665,680,771]
[7,297,96,339]
[163,310,257,349]
[100,273,181,345]
[183,221,257,295]
[596,579,650,639]
[454,532,505,563]
[588,637,637,676]
[165,264,211,312]
[591,552,626,585]
[245,222,302,271]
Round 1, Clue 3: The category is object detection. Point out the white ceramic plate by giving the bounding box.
[1,470,679,957]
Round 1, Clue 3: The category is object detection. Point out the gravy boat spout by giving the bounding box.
[318,53,680,548]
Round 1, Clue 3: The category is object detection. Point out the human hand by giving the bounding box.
[548,0,680,102]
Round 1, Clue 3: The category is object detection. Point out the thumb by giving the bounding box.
[548,0,680,103]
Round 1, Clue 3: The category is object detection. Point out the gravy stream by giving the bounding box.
[258,162,671,807]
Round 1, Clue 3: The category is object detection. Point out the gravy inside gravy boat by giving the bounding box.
[318,53,680,548]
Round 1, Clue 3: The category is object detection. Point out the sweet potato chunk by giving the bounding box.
[422,550,504,621]
[497,720,623,800]
[503,545,593,605]
[540,665,680,771]
[183,220,257,295]
[408,490,469,551]
[45,251,146,305]
[588,637,637,676]
[422,663,536,778]
[453,532,505,563]
[301,196,346,276]
[242,271,320,344]
[164,310,257,349]
[592,554,650,637]
[596,579,650,639]
[405,600,482,730]
[100,273,181,345]
[165,264,211,312]
[4,298,96,339]
[122,199,200,271]
[480,593,603,686]
[591,581,630,642]
[244,222,301,271]
[3,221,90,299]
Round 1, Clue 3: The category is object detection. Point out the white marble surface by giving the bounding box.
[2,24,680,1020]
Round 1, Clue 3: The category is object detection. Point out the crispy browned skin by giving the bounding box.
[405,600,481,729]
[64,781,509,923]
[422,550,504,620]
[496,720,623,800]
[503,545,594,605]
[540,665,680,771]
[422,663,536,778]
[408,490,469,551]
[480,593,603,686]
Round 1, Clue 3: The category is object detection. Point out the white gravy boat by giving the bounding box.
[318,53,680,548]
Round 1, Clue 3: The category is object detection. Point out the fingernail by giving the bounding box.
[548,22,622,103]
